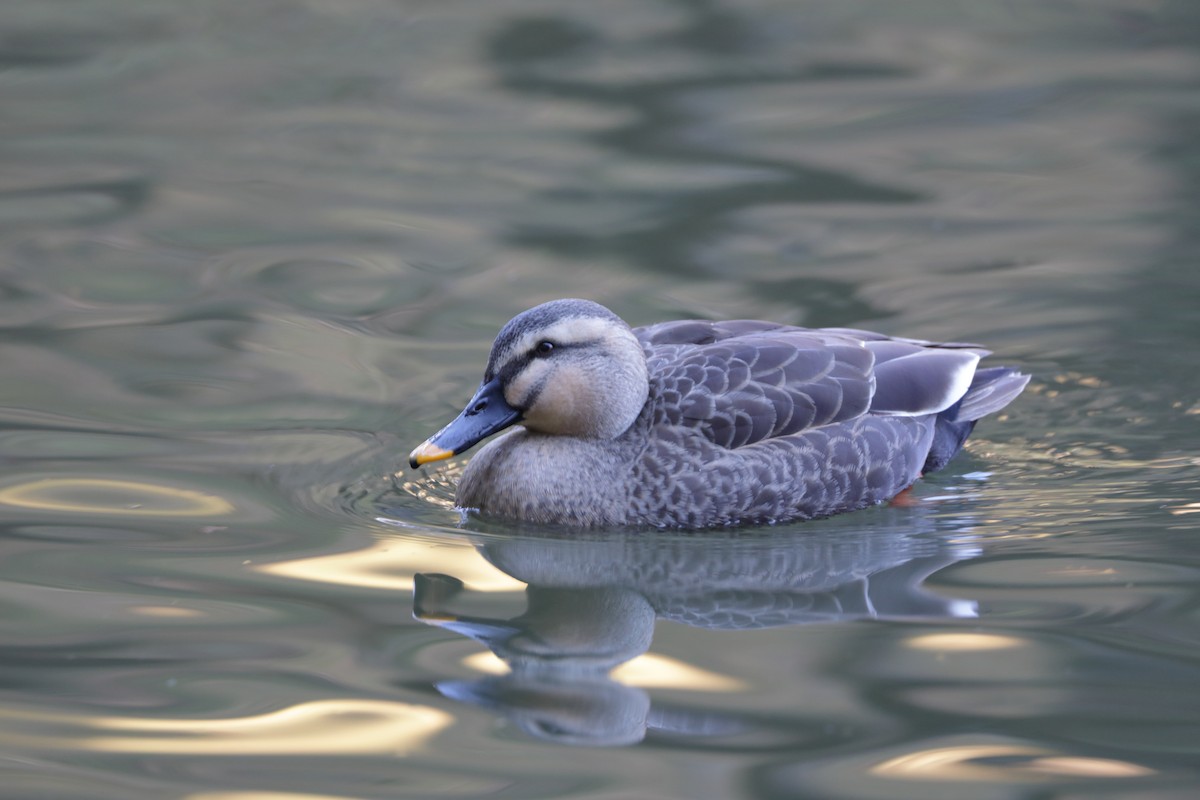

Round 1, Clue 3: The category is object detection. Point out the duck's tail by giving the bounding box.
[922,367,1030,474]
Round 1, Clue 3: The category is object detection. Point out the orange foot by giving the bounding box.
[889,486,922,507]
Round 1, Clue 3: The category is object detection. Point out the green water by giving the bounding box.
[2,1,1199,798]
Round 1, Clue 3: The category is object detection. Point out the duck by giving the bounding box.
[409,299,1029,529]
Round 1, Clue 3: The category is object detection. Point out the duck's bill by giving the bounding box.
[409,377,522,469]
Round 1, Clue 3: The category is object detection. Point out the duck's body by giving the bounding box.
[411,300,1029,529]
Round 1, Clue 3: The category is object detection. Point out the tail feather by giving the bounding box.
[956,367,1031,422]
[922,366,1029,474]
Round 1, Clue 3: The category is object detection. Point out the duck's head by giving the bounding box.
[409,299,649,468]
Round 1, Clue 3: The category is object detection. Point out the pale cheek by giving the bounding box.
[525,367,595,434]
[505,361,549,408]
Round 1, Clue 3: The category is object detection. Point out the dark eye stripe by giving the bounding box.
[491,337,603,385]
[529,337,598,356]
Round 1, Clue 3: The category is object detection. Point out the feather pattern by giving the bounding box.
[639,323,876,449]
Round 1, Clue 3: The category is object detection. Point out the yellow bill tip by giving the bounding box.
[409,440,454,468]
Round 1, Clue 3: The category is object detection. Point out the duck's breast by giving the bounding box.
[456,429,636,526]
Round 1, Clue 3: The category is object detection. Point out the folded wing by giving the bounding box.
[638,322,874,449]
[637,320,1002,451]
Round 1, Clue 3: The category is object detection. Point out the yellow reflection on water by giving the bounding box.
[258,538,525,593]
[0,477,234,517]
[906,633,1025,652]
[0,700,452,756]
[127,605,205,618]
[189,793,365,800]
[462,651,747,692]
[461,651,508,675]
[871,743,1153,781]
[613,653,748,691]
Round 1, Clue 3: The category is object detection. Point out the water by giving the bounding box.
[2,0,1199,797]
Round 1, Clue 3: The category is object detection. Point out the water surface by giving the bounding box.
[2,1,1199,798]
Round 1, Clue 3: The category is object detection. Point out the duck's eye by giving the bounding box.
[534,340,555,357]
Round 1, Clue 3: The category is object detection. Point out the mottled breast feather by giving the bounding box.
[635,321,877,450]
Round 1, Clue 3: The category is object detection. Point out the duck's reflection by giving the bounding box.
[414,512,979,746]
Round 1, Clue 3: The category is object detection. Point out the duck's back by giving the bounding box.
[624,321,1027,528]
